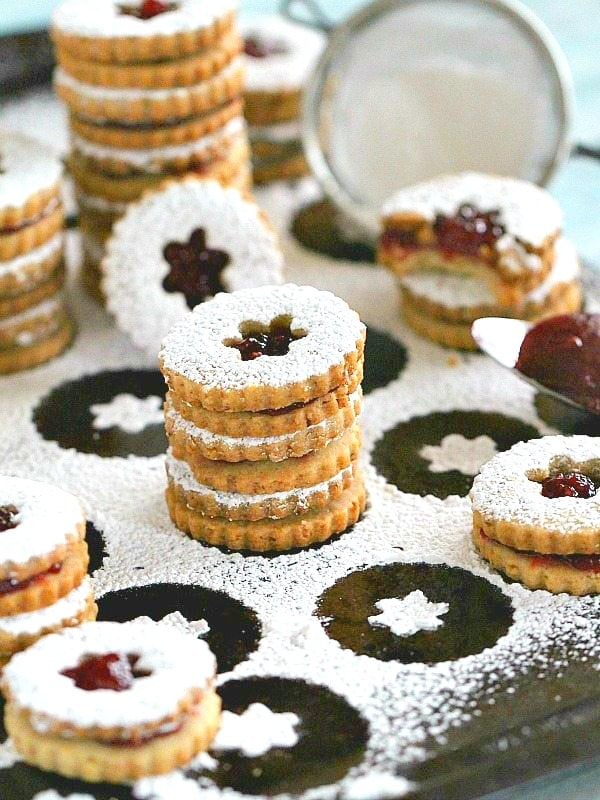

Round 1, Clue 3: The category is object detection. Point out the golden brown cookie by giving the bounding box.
[0,202,64,263]
[0,296,66,348]
[253,152,309,185]
[0,314,74,375]
[171,424,361,494]
[69,97,243,149]
[166,450,359,522]
[473,528,600,595]
[167,471,366,551]
[56,57,244,126]
[51,3,237,65]
[164,388,361,462]
[167,374,362,437]
[0,234,64,298]
[0,267,65,319]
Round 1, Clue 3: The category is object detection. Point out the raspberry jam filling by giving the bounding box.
[0,504,19,532]
[516,313,600,415]
[119,0,178,20]
[62,653,151,692]
[382,204,506,261]
[0,561,61,596]
[0,198,59,236]
[163,228,230,310]
[541,471,597,499]
[479,529,600,574]
[244,36,288,59]
[227,318,306,361]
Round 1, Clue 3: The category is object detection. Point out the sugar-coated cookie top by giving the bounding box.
[102,178,284,357]
[2,620,216,730]
[0,476,84,569]
[160,283,365,391]
[0,577,92,637]
[0,132,62,214]
[52,0,236,39]
[382,172,562,249]
[242,15,325,92]
[471,435,600,535]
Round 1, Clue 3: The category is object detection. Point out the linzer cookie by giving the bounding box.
[241,16,325,182]
[0,233,64,298]
[379,172,562,304]
[103,178,283,356]
[471,436,600,595]
[160,284,365,412]
[2,620,221,782]
[51,0,237,64]
[160,283,366,552]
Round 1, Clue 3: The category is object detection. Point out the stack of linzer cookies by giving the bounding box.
[0,133,73,375]
[159,284,367,552]
[52,0,250,301]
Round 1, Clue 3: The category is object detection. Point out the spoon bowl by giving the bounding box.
[471,316,595,415]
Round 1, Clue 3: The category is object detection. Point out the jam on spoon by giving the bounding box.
[516,313,600,414]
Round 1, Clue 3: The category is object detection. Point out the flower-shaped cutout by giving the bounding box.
[163,228,230,310]
[226,316,307,361]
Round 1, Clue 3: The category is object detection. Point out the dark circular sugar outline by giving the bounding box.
[190,676,369,796]
[290,198,376,263]
[363,327,408,395]
[96,583,262,675]
[316,562,514,664]
[32,369,167,458]
[86,522,108,575]
[371,410,540,498]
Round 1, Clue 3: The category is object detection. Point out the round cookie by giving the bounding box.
[0,233,64,298]
[0,477,86,614]
[0,200,64,263]
[55,56,244,126]
[52,0,237,64]
[164,388,361,462]
[0,315,75,376]
[0,296,66,349]
[103,178,284,356]
[471,435,600,555]
[2,619,221,782]
[379,172,562,304]
[241,15,325,126]
[0,132,63,230]
[160,284,366,412]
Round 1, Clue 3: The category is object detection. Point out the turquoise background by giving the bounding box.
[1,2,600,798]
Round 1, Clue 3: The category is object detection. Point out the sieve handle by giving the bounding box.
[279,0,334,32]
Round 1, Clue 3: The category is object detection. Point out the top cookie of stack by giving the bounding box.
[378,172,581,349]
[160,284,367,552]
[241,16,325,184]
[52,0,250,300]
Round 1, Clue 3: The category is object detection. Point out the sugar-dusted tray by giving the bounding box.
[1,91,600,800]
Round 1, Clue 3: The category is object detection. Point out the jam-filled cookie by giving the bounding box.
[103,178,283,356]
[379,172,562,307]
[160,284,366,551]
[471,436,600,594]
[2,619,221,782]
[0,477,88,617]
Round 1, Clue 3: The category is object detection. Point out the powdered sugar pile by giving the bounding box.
[0,131,62,212]
[368,591,449,637]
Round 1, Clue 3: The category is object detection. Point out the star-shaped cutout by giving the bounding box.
[227,317,307,361]
[420,433,497,476]
[162,227,230,310]
[90,393,163,435]
[368,590,449,638]
[134,611,210,639]
[212,703,300,758]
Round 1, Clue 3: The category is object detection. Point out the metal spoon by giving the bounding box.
[471,316,596,415]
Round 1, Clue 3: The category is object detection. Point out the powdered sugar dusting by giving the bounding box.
[212,703,300,757]
[341,773,414,799]
[0,233,63,280]
[382,172,562,250]
[91,393,164,434]
[103,178,284,357]
[421,434,498,476]
[2,620,216,730]
[368,591,449,637]
[241,15,325,92]
[0,131,62,212]
[52,0,236,39]
[471,435,600,535]
[0,577,92,637]
[160,284,365,391]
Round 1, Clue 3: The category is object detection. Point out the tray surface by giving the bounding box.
[0,91,599,800]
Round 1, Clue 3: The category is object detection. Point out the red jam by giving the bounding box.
[229,323,305,361]
[479,529,600,574]
[0,505,18,532]
[243,36,288,59]
[516,313,600,414]
[163,228,230,310]
[541,472,597,499]
[0,562,61,596]
[119,0,177,19]
[62,653,150,691]
[433,204,505,258]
